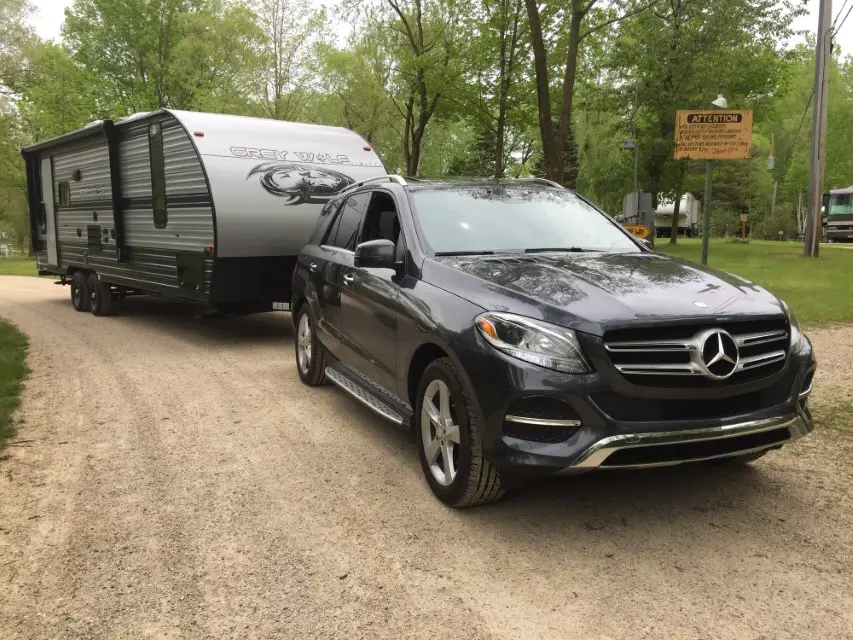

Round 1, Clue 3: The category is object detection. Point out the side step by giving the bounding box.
[325,366,406,426]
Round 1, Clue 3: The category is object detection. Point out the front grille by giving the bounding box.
[603,319,789,388]
[601,427,790,466]
[591,383,790,422]
[503,397,580,443]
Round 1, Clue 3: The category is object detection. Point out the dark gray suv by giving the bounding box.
[291,176,815,507]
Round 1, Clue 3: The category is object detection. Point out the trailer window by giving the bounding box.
[149,123,167,228]
[58,181,71,207]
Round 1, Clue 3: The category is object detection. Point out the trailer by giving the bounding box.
[654,193,700,238]
[825,186,853,242]
[21,109,386,315]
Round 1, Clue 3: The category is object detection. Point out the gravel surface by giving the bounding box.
[1,275,852,640]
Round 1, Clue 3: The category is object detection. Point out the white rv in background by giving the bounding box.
[654,193,700,238]
[22,110,386,315]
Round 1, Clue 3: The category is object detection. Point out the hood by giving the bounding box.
[422,252,786,336]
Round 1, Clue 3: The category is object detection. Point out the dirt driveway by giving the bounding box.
[1,275,852,640]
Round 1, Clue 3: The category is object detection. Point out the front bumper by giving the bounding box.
[457,328,816,473]
[567,410,811,470]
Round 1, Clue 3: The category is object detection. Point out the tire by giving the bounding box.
[415,357,504,507]
[70,271,89,312]
[294,305,327,386]
[711,450,768,466]
[87,273,113,316]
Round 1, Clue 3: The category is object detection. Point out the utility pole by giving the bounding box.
[633,79,639,193]
[769,134,777,218]
[701,160,714,265]
[805,0,832,257]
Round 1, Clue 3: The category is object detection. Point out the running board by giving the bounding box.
[325,366,406,426]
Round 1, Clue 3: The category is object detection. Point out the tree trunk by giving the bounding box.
[524,0,561,182]
[669,190,682,244]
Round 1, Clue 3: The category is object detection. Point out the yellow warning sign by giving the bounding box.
[624,225,651,239]
[674,110,753,160]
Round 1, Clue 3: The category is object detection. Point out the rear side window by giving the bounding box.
[149,123,167,229]
[325,192,370,250]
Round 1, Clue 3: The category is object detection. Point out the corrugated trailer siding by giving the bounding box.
[52,139,117,265]
[116,114,213,298]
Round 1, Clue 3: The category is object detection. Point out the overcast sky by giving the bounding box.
[28,0,853,66]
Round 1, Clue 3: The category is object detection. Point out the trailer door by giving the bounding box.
[39,157,58,266]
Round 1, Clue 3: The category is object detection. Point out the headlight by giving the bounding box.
[782,301,808,352]
[475,312,590,373]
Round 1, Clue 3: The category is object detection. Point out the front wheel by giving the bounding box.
[415,358,504,507]
[294,305,327,386]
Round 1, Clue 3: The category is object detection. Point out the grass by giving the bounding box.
[0,320,29,451]
[657,239,853,327]
[0,257,42,277]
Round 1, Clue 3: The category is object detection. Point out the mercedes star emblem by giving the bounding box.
[699,330,740,379]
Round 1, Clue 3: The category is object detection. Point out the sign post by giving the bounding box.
[674,109,753,265]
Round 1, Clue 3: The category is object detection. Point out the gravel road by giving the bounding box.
[1,275,852,640]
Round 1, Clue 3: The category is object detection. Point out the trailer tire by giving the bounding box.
[88,274,113,316]
[71,271,90,312]
[294,305,327,386]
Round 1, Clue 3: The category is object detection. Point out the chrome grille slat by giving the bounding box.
[734,330,788,347]
[614,363,703,375]
[605,340,694,353]
[736,350,787,371]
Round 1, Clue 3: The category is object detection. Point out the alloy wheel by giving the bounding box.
[296,312,313,375]
[420,379,461,487]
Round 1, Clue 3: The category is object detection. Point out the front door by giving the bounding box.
[39,157,58,266]
[314,192,370,360]
[340,191,403,396]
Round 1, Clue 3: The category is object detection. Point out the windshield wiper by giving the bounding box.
[524,247,598,253]
[434,250,496,256]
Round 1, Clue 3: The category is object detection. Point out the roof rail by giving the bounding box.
[514,177,565,189]
[334,174,409,198]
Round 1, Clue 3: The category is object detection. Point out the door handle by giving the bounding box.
[308,261,319,273]
[343,273,354,285]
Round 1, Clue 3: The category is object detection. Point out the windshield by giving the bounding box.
[411,186,640,254]
[828,194,853,215]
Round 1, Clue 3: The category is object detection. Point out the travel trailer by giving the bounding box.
[21,109,386,315]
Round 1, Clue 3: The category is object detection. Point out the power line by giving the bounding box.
[832,0,851,30]
[835,0,853,34]
[779,88,814,168]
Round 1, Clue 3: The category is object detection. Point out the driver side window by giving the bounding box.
[360,192,404,261]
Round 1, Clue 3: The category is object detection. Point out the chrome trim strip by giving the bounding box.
[799,383,813,399]
[570,414,811,469]
[504,415,582,427]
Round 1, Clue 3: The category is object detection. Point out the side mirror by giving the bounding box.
[638,238,654,250]
[822,192,831,211]
[354,239,397,268]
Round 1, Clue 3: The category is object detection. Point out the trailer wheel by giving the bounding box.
[88,274,113,316]
[71,272,90,312]
[295,306,327,386]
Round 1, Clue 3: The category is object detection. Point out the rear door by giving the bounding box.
[39,157,58,267]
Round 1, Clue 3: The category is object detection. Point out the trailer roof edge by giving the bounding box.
[20,119,114,156]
